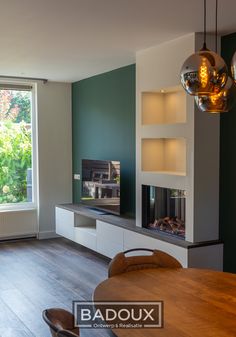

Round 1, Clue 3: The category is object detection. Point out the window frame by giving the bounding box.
[0,81,38,211]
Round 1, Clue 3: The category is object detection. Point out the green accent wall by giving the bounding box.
[221,33,236,272]
[72,64,136,217]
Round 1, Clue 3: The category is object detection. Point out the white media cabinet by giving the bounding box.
[55,204,223,270]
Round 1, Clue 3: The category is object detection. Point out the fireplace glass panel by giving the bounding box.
[142,185,186,239]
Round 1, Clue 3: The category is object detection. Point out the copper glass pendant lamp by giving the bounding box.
[195,77,236,113]
[195,0,236,113]
[180,0,228,96]
[231,50,236,82]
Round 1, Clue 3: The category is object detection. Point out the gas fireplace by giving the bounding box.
[142,185,186,239]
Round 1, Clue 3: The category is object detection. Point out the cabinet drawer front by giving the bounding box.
[74,228,96,251]
[123,229,158,250]
[97,239,123,259]
[97,220,123,243]
[55,207,74,241]
[124,229,186,265]
[96,220,123,258]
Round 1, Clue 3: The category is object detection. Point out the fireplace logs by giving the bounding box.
[148,216,185,237]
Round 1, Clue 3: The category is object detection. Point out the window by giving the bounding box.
[0,83,36,209]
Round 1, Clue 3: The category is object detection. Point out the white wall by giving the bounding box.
[37,81,72,238]
[136,33,195,232]
[136,33,195,91]
[0,210,38,239]
[0,81,72,240]
[136,33,220,243]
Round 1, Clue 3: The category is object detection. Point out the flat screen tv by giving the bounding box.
[81,159,120,215]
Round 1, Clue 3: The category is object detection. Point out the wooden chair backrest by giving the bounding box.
[108,248,182,277]
[57,330,80,337]
[42,308,79,337]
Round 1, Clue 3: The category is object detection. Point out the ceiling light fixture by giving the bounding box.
[180,0,228,96]
[195,0,236,113]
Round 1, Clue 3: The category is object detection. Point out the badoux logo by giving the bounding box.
[73,301,163,329]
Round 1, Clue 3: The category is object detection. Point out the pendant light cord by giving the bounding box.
[203,0,207,49]
[215,0,218,53]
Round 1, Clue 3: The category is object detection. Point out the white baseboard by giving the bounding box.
[0,232,37,241]
[38,231,60,239]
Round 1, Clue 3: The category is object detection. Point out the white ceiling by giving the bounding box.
[0,0,236,83]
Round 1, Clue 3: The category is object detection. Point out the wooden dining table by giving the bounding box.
[93,268,236,337]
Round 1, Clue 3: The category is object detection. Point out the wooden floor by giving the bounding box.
[0,238,113,337]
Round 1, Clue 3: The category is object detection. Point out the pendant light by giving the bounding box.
[180,0,228,96]
[195,0,236,113]
[231,52,236,81]
[195,77,236,113]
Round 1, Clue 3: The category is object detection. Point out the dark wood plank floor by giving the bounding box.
[0,238,114,337]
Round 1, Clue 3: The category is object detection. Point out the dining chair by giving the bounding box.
[108,248,182,277]
[42,308,80,337]
[57,330,80,337]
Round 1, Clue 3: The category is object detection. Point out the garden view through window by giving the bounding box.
[0,86,32,205]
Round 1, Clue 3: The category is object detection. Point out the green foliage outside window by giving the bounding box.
[0,89,32,204]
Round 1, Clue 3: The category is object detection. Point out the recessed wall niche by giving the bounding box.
[142,88,186,125]
[141,138,186,175]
